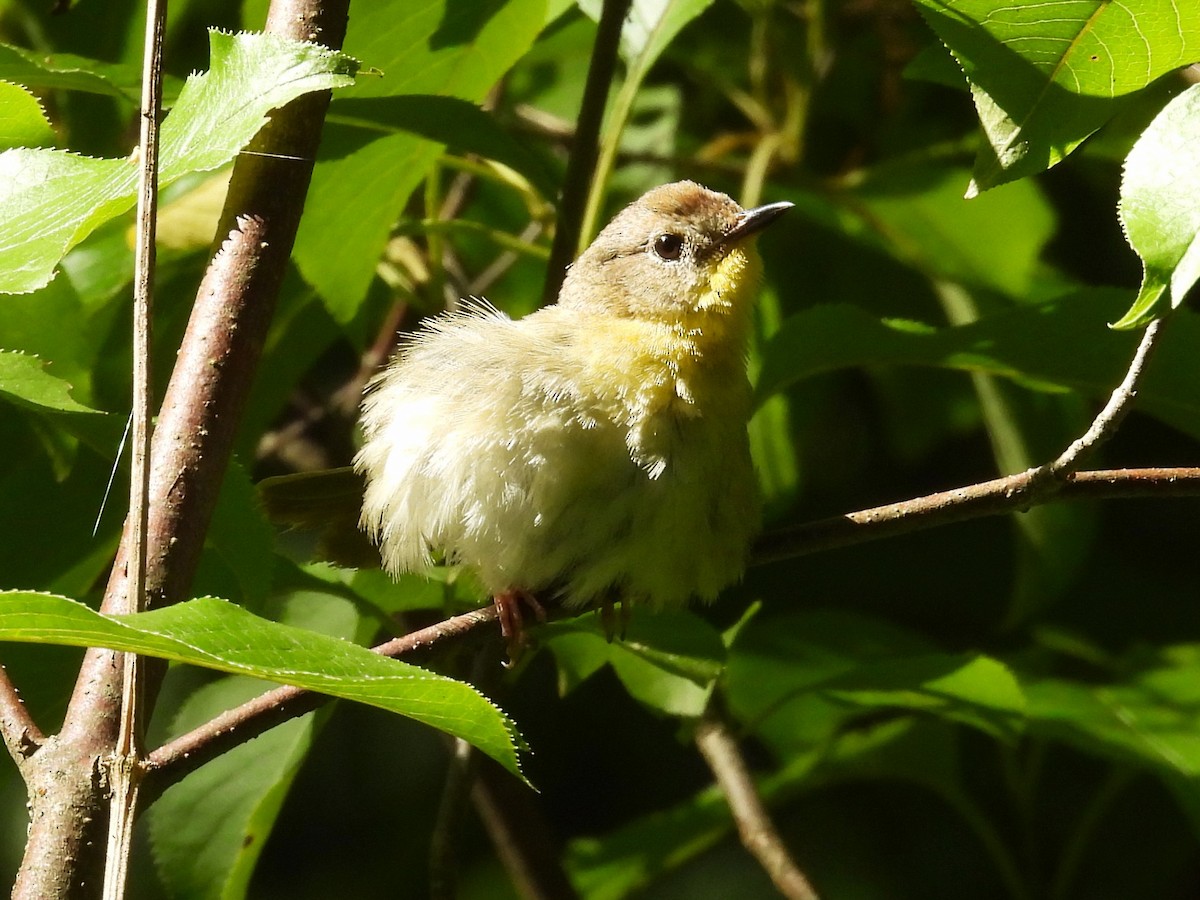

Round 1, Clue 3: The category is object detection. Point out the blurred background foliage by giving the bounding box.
[2,0,1200,896]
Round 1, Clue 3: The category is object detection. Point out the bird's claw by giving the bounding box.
[494,588,545,665]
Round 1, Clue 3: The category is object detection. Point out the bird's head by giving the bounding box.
[557,181,791,341]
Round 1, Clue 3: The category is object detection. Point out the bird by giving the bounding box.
[355,181,791,649]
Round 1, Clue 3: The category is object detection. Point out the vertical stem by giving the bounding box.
[540,0,631,305]
[429,738,477,900]
[102,0,168,896]
[424,167,449,310]
[695,704,820,900]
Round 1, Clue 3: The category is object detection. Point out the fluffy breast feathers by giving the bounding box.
[355,301,761,609]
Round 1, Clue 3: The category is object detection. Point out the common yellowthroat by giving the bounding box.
[356,181,791,643]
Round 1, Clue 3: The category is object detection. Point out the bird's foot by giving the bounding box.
[599,596,631,642]
[494,588,545,665]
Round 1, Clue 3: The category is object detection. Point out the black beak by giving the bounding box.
[724,200,793,244]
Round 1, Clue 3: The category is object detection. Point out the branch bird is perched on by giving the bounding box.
[356,182,791,648]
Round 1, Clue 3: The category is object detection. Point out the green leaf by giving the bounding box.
[1026,663,1200,778]
[1113,82,1200,329]
[0,271,92,390]
[903,42,969,91]
[726,610,929,752]
[292,0,546,320]
[912,0,1200,193]
[0,81,55,150]
[203,463,275,610]
[542,610,724,718]
[148,590,362,899]
[0,591,524,778]
[150,676,322,898]
[0,42,144,102]
[578,0,715,68]
[0,30,358,294]
[0,351,100,414]
[565,716,923,899]
[327,95,559,199]
[756,290,1200,443]
[728,610,1024,745]
[344,567,448,617]
[823,653,1025,741]
[933,282,1096,628]
[748,286,799,513]
[850,163,1055,296]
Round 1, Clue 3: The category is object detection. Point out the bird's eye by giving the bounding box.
[652,233,684,261]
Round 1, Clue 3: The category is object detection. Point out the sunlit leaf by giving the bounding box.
[1113,82,1200,328]
[204,463,275,610]
[0,350,99,414]
[727,610,1023,747]
[757,290,1200,442]
[579,0,714,67]
[0,591,524,778]
[912,0,1200,193]
[0,30,358,294]
[0,81,54,150]
[850,163,1055,296]
[0,42,145,102]
[1026,661,1200,778]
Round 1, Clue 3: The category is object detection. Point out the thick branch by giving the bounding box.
[12,3,350,897]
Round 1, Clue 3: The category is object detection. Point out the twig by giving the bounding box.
[471,220,547,297]
[541,0,632,305]
[756,311,1170,567]
[1044,319,1164,478]
[102,0,168,894]
[0,667,43,764]
[694,705,819,900]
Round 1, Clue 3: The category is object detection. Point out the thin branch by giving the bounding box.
[541,0,632,305]
[103,0,168,893]
[0,667,43,764]
[695,705,819,900]
[144,462,1200,793]
[757,313,1171,567]
[752,467,1200,566]
[143,605,500,789]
